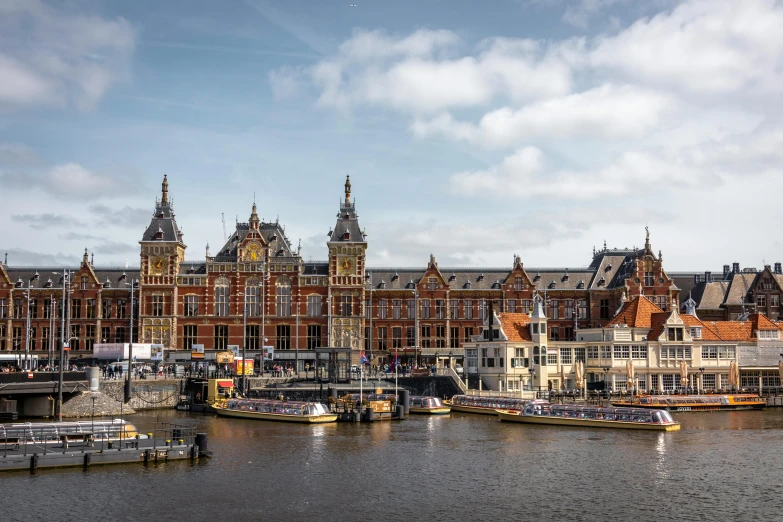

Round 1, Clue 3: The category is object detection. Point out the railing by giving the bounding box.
[444,367,467,393]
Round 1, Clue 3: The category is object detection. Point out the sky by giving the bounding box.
[1,0,782,271]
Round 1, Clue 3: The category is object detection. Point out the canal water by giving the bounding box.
[3,409,783,522]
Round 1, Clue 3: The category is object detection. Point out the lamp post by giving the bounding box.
[528,367,535,395]
[241,291,248,396]
[123,279,137,404]
[603,366,610,401]
[698,367,705,395]
[412,289,419,368]
[434,352,439,375]
[55,270,69,421]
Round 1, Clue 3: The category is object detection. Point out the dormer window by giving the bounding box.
[478,274,484,282]
[492,281,501,289]
[155,226,164,240]
[667,327,684,341]
[465,281,471,289]
[690,327,702,339]
[598,277,606,287]
[15,278,23,288]
[758,330,781,340]
[343,231,350,240]
[449,273,456,282]
[379,280,386,289]
[534,273,541,281]
[407,280,415,289]
[548,281,556,289]
[104,279,112,288]
[392,273,399,281]
[577,280,585,289]
[562,272,569,282]
[44,279,53,288]
[605,264,612,272]
[428,277,437,290]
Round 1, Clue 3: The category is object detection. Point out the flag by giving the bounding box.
[387,354,398,373]
[360,351,367,365]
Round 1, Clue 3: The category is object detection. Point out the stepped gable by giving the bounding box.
[141,174,184,244]
[606,295,664,328]
[496,312,532,342]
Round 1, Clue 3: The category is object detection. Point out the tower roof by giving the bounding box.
[329,175,365,244]
[141,174,184,244]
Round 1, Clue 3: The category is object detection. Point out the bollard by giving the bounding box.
[190,444,198,460]
[399,390,410,415]
[396,405,405,420]
[84,453,91,468]
[364,407,375,422]
[30,454,38,473]
[329,387,338,407]
[166,439,172,447]
[144,449,150,465]
[195,433,208,453]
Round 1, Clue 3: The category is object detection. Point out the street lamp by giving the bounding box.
[603,366,610,399]
[434,352,439,374]
[528,367,535,395]
[54,270,69,421]
[698,367,705,395]
[123,279,138,404]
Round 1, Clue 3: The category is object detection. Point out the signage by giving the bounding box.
[216,351,235,364]
[235,358,254,375]
[263,345,274,361]
[191,344,205,360]
[151,344,164,361]
[228,345,239,357]
[63,343,70,351]
[93,343,153,360]
[27,372,33,379]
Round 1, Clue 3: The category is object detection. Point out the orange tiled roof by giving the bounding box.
[496,313,532,342]
[680,314,723,341]
[705,314,781,341]
[606,296,664,328]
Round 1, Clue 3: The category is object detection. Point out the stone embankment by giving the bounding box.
[100,379,181,410]
[61,391,136,418]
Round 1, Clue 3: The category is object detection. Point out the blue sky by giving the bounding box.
[1,0,782,270]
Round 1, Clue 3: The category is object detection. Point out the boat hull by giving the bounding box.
[448,404,507,415]
[213,406,337,423]
[409,406,451,415]
[497,411,680,431]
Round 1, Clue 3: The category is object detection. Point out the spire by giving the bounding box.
[344,175,351,205]
[531,293,546,319]
[82,248,89,266]
[162,174,169,204]
[249,198,260,230]
[645,225,651,252]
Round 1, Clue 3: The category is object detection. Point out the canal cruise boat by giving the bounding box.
[445,395,528,415]
[611,394,765,411]
[213,398,337,423]
[409,396,451,415]
[498,401,680,431]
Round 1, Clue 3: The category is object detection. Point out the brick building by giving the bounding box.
[1,175,778,374]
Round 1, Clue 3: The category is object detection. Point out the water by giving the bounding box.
[3,409,783,522]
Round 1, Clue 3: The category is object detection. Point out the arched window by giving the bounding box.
[276,277,291,317]
[215,276,229,317]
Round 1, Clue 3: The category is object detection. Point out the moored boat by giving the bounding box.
[0,419,144,447]
[498,401,680,431]
[611,394,765,411]
[213,398,337,423]
[409,396,451,415]
[445,395,528,415]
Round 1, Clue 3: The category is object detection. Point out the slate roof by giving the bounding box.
[688,281,729,310]
[496,313,532,342]
[215,221,294,260]
[723,273,757,306]
[141,201,183,244]
[3,266,140,289]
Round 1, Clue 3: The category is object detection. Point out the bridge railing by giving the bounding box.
[0,371,87,384]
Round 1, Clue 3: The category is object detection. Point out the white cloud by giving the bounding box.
[0,0,135,110]
[412,84,674,147]
[1,162,129,201]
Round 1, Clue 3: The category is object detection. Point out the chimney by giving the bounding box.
[723,265,730,279]
[732,262,740,274]
[775,262,782,275]
[704,271,712,283]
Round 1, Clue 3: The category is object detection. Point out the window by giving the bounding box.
[377,327,388,350]
[719,346,736,359]
[758,330,781,340]
[631,345,648,359]
[392,327,402,349]
[364,299,371,319]
[340,295,352,317]
[574,347,586,363]
[702,346,718,359]
[667,327,683,341]
[407,326,416,347]
[245,285,260,316]
[115,327,126,343]
[392,300,402,319]
[600,299,609,319]
[757,295,766,308]
[445,327,459,349]
[550,327,559,341]
[185,295,199,317]
[378,299,388,319]
[578,299,588,319]
[600,345,611,359]
[215,282,229,316]
[507,300,516,313]
[214,325,228,351]
[28,327,36,351]
[71,299,81,319]
[771,295,780,308]
[560,347,572,364]
[307,295,322,317]
[117,299,127,319]
[547,353,557,365]
[85,299,96,319]
[0,325,5,350]
[702,374,716,390]
[420,325,431,348]
[29,299,38,319]
[464,327,474,343]
[276,325,290,350]
[100,326,110,344]
[549,300,559,319]
[70,325,80,351]
[511,347,528,368]
[436,300,445,319]
[181,325,197,350]
[407,299,416,319]
[587,346,599,359]
[428,277,437,291]
[464,299,474,320]
[245,325,259,350]
[613,345,630,359]
[660,346,692,359]
[564,327,574,341]
[662,374,675,391]
[421,299,431,319]
[436,325,446,348]
[564,299,574,319]
[514,277,523,291]
[307,325,321,349]
[102,299,111,319]
[521,300,532,314]
[152,295,163,317]
[42,327,51,351]
[277,283,292,317]
[656,296,668,311]
[81,276,88,290]
[479,299,487,320]
[644,271,654,286]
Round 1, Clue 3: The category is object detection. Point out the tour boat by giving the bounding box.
[498,401,680,431]
[445,395,528,415]
[409,396,451,415]
[0,419,144,447]
[611,394,765,411]
[213,398,337,423]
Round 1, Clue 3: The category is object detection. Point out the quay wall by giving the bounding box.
[100,379,181,410]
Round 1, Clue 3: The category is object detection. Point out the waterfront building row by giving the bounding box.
[1,175,782,373]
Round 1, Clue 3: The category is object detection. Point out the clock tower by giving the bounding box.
[327,176,367,353]
[139,174,186,350]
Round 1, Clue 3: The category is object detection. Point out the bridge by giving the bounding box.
[0,372,89,417]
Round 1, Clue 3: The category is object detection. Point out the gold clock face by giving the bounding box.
[247,242,261,261]
[339,257,354,275]
[150,257,165,275]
